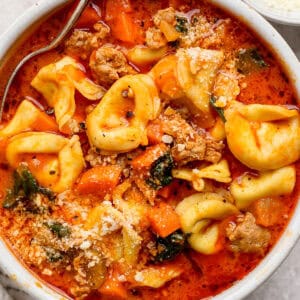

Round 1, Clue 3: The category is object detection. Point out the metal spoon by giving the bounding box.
[0,0,90,121]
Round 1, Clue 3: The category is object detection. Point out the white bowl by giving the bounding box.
[243,0,300,26]
[0,0,300,299]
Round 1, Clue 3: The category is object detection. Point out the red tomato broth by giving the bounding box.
[0,0,299,299]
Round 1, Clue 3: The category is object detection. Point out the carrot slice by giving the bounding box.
[150,55,183,99]
[146,121,164,145]
[106,0,143,44]
[106,0,133,19]
[249,198,284,227]
[131,143,168,170]
[77,165,122,197]
[31,111,58,132]
[157,184,173,199]
[99,268,127,300]
[69,5,101,28]
[148,202,181,237]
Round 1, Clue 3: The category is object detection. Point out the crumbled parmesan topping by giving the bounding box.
[134,271,144,282]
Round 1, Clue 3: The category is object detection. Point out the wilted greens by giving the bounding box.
[2,165,55,209]
[153,230,187,262]
[236,48,268,74]
[146,153,174,190]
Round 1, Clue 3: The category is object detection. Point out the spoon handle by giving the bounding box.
[0,0,90,120]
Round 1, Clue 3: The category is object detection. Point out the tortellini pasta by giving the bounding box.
[86,74,160,152]
[172,159,232,191]
[230,165,296,210]
[31,56,106,130]
[6,132,85,193]
[85,200,142,266]
[127,46,168,65]
[176,47,224,114]
[225,101,300,170]
[209,117,226,141]
[0,100,57,138]
[149,47,224,116]
[132,265,182,288]
[176,193,238,254]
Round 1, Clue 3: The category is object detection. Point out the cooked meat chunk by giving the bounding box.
[65,23,110,59]
[93,22,111,39]
[226,212,271,254]
[205,138,224,163]
[160,109,223,165]
[153,7,177,27]
[89,45,136,87]
[65,30,96,59]
[146,27,168,49]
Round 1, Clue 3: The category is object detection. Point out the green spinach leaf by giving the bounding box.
[146,153,174,190]
[236,48,268,74]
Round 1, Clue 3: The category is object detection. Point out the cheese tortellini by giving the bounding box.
[0,100,57,138]
[132,266,182,288]
[230,165,296,210]
[225,101,300,170]
[86,74,160,152]
[172,159,232,191]
[31,56,105,130]
[149,47,224,116]
[176,47,224,114]
[6,132,84,193]
[176,193,238,254]
[127,46,168,65]
[85,200,142,266]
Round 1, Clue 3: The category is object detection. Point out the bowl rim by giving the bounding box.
[0,1,300,300]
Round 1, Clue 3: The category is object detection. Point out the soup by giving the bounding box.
[0,1,299,299]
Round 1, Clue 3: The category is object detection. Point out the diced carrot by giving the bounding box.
[150,55,184,99]
[146,121,164,145]
[112,13,136,43]
[157,184,173,199]
[148,202,181,237]
[31,111,58,132]
[131,143,168,170]
[106,0,133,19]
[59,124,72,136]
[99,268,127,300]
[70,4,101,28]
[249,198,284,227]
[77,165,122,197]
[105,0,143,44]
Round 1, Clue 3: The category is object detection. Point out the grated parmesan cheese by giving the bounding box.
[134,271,144,282]
[262,0,300,11]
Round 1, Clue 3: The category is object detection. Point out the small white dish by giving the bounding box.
[244,0,300,26]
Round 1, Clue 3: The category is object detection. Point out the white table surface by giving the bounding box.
[0,1,299,300]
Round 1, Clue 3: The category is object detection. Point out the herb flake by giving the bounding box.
[175,16,188,33]
[209,96,226,122]
[45,221,71,239]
